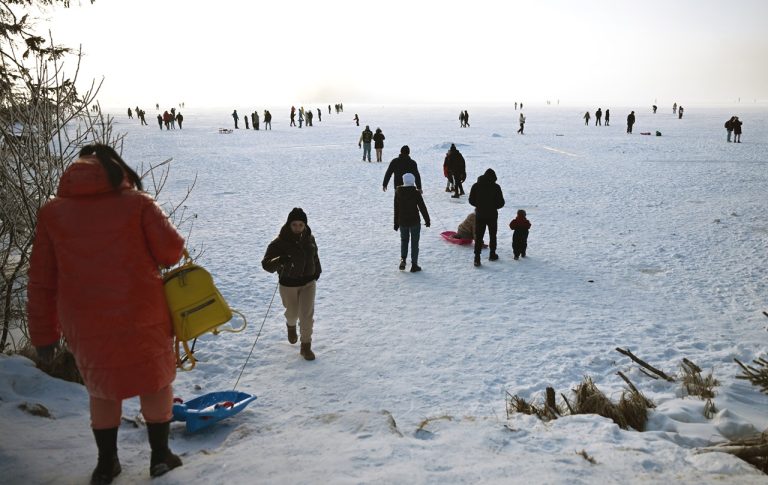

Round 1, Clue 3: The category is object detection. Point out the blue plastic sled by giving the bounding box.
[172,391,257,432]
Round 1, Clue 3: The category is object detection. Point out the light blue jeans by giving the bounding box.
[400,225,421,263]
[362,142,372,161]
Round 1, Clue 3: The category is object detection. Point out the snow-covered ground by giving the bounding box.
[2,104,768,484]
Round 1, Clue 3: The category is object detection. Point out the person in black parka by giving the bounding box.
[445,143,466,198]
[373,128,385,162]
[383,145,422,192]
[733,116,742,142]
[394,173,430,272]
[626,111,635,134]
[262,208,322,361]
[468,168,505,266]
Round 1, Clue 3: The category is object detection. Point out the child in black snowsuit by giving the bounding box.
[508,209,531,260]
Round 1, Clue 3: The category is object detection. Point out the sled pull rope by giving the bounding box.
[233,279,280,391]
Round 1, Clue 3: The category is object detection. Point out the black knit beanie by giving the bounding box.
[286,207,307,224]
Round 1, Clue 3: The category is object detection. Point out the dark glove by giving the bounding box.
[425,221,431,228]
[394,224,399,231]
[36,342,58,365]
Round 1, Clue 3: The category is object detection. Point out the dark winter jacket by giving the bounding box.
[733,119,742,135]
[394,186,430,228]
[360,128,373,144]
[445,148,466,181]
[383,155,422,190]
[509,215,531,245]
[627,113,636,125]
[262,224,321,287]
[725,119,734,131]
[373,131,385,149]
[469,169,505,218]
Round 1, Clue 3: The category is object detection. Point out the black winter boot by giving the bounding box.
[147,421,183,478]
[399,258,406,271]
[91,428,121,485]
[300,342,316,361]
[286,324,298,344]
[489,252,499,261]
[410,263,422,272]
[474,255,481,267]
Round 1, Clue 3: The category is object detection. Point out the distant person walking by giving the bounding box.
[605,109,610,126]
[445,143,466,198]
[253,111,259,130]
[725,116,735,142]
[317,108,321,122]
[733,116,742,143]
[672,102,677,114]
[383,145,421,192]
[373,128,385,162]
[626,111,635,134]
[394,173,430,272]
[176,112,183,129]
[678,106,684,119]
[595,108,602,126]
[583,111,591,125]
[264,110,272,130]
[232,110,239,129]
[463,110,470,127]
[290,106,296,127]
[127,107,133,119]
[469,168,504,266]
[244,115,250,130]
[517,113,526,134]
[652,104,658,114]
[354,113,360,126]
[359,125,373,162]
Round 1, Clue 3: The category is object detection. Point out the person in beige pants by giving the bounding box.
[262,208,322,360]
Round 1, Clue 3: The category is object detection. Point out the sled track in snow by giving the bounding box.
[540,145,581,157]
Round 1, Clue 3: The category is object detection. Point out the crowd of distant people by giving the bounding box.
[123,100,743,145]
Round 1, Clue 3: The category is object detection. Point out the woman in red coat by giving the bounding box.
[27,144,185,483]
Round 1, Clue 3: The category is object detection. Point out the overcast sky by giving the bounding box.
[33,0,768,108]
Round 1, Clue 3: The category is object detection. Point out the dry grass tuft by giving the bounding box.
[506,392,561,421]
[572,377,629,429]
[680,359,719,400]
[19,343,83,385]
[18,402,52,418]
[569,376,654,431]
[698,430,768,474]
[576,449,597,464]
[618,390,650,432]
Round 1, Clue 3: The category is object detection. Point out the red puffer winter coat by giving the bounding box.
[27,156,185,400]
